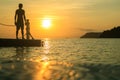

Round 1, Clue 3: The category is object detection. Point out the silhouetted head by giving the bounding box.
[19,3,23,9]
[26,19,29,22]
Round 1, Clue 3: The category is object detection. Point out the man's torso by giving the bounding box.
[16,9,25,23]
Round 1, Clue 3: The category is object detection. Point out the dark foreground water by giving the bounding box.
[0,38,120,80]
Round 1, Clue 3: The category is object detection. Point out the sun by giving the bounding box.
[42,18,51,29]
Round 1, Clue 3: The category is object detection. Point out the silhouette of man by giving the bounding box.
[14,3,26,39]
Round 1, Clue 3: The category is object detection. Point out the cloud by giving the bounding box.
[76,27,96,32]
[86,0,120,10]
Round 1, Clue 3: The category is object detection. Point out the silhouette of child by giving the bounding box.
[25,19,34,40]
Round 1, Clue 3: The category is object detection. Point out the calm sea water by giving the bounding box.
[0,38,120,80]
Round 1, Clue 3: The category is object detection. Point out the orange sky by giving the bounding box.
[0,0,120,38]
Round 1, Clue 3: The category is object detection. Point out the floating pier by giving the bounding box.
[0,38,43,47]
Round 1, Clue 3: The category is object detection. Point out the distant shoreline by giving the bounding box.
[81,26,120,38]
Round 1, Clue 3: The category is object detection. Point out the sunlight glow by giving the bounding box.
[42,18,51,29]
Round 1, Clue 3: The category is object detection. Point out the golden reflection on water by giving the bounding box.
[43,38,50,54]
[33,39,51,80]
[33,61,51,80]
[41,39,50,61]
[32,61,74,80]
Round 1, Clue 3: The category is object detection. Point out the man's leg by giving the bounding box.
[16,30,18,39]
[16,26,20,39]
[21,26,24,39]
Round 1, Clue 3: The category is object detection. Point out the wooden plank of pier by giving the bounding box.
[0,38,43,47]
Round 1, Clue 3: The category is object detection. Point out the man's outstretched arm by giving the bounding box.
[23,11,26,23]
